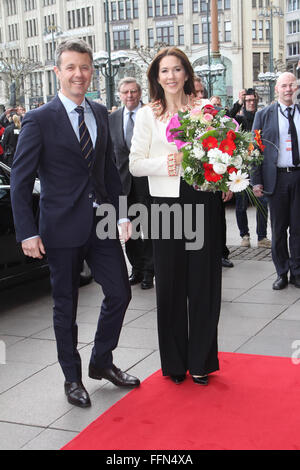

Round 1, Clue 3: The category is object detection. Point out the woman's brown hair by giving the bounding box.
[147,47,196,115]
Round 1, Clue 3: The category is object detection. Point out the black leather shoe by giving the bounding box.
[64,381,91,408]
[89,364,140,387]
[290,274,300,288]
[272,274,288,290]
[129,272,143,285]
[222,258,234,268]
[170,374,186,384]
[192,375,208,386]
[141,274,154,290]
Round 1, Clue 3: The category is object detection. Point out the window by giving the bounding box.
[288,20,300,34]
[192,0,199,13]
[113,30,130,49]
[193,24,200,44]
[224,21,231,42]
[287,0,300,12]
[252,20,256,40]
[178,0,183,14]
[178,25,184,45]
[148,28,154,47]
[157,26,174,45]
[258,20,263,40]
[133,0,139,18]
[134,29,140,47]
[147,0,153,17]
[288,41,300,56]
[253,52,260,81]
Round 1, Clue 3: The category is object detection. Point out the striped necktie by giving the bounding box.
[75,106,94,167]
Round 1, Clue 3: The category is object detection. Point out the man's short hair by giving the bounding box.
[55,39,93,69]
[117,77,141,93]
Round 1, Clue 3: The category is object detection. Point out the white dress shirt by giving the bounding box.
[277,101,300,168]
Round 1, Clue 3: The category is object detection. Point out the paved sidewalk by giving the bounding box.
[0,206,300,450]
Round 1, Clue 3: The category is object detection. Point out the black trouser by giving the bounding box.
[125,181,154,276]
[152,181,222,376]
[46,213,131,382]
[268,170,300,277]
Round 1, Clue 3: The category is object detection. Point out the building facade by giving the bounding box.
[0,0,290,109]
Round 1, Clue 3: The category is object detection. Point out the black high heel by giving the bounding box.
[170,374,186,384]
[192,375,208,385]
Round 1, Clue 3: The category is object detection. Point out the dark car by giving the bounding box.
[0,161,92,290]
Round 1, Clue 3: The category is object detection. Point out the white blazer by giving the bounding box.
[129,98,210,198]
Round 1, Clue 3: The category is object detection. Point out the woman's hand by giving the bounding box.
[174,152,183,165]
[222,190,233,202]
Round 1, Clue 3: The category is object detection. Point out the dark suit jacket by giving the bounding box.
[251,103,300,195]
[109,106,149,198]
[11,95,123,248]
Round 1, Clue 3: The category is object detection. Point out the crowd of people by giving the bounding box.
[7,38,300,408]
[0,106,25,166]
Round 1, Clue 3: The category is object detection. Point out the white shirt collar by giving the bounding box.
[278,100,295,112]
[58,91,86,113]
[124,102,142,115]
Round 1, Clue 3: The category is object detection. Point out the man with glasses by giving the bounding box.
[229,88,271,250]
[109,77,154,290]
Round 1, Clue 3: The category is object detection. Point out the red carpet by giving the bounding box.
[62,352,300,450]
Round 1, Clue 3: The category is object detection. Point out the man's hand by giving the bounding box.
[238,89,246,105]
[222,190,233,202]
[252,184,264,198]
[21,236,46,259]
[119,221,132,243]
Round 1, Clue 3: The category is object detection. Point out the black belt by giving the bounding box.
[277,167,300,173]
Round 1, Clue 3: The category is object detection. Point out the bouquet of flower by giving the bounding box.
[166,104,265,193]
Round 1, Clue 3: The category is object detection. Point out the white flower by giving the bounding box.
[213,162,227,175]
[193,146,205,160]
[207,148,224,164]
[231,154,243,169]
[228,170,250,192]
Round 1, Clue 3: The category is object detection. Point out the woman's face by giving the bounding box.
[157,55,187,97]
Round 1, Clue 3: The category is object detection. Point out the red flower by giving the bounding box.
[203,163,223,183]
[202,104,219,117]
[226,130,236,141]
[219,139,236,156]
[254,129,266,152]
[202,136,219,151]
[227,166,238,174]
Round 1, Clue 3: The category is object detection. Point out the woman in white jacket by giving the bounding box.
[129,47,227,386]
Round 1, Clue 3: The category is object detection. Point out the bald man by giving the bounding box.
[252,72,300,290]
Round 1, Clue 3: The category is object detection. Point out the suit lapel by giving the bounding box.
[271,102,279,147]
[49,95,84,161]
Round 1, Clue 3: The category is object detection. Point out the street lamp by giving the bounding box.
[44,24,63,95]
[194,62,225,93]
[259,2,284,102]
[93,50,129,110]
[95,2,129,110]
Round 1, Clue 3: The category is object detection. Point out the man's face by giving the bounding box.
[119,82,141,111]
[275,73,298,106]
[244,95,257,112]
[54,50,93,104]
[194,80,204,98]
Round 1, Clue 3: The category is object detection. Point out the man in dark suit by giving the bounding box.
[252,72,300,290]
[10,39,140,408]
[109,77,154,289]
